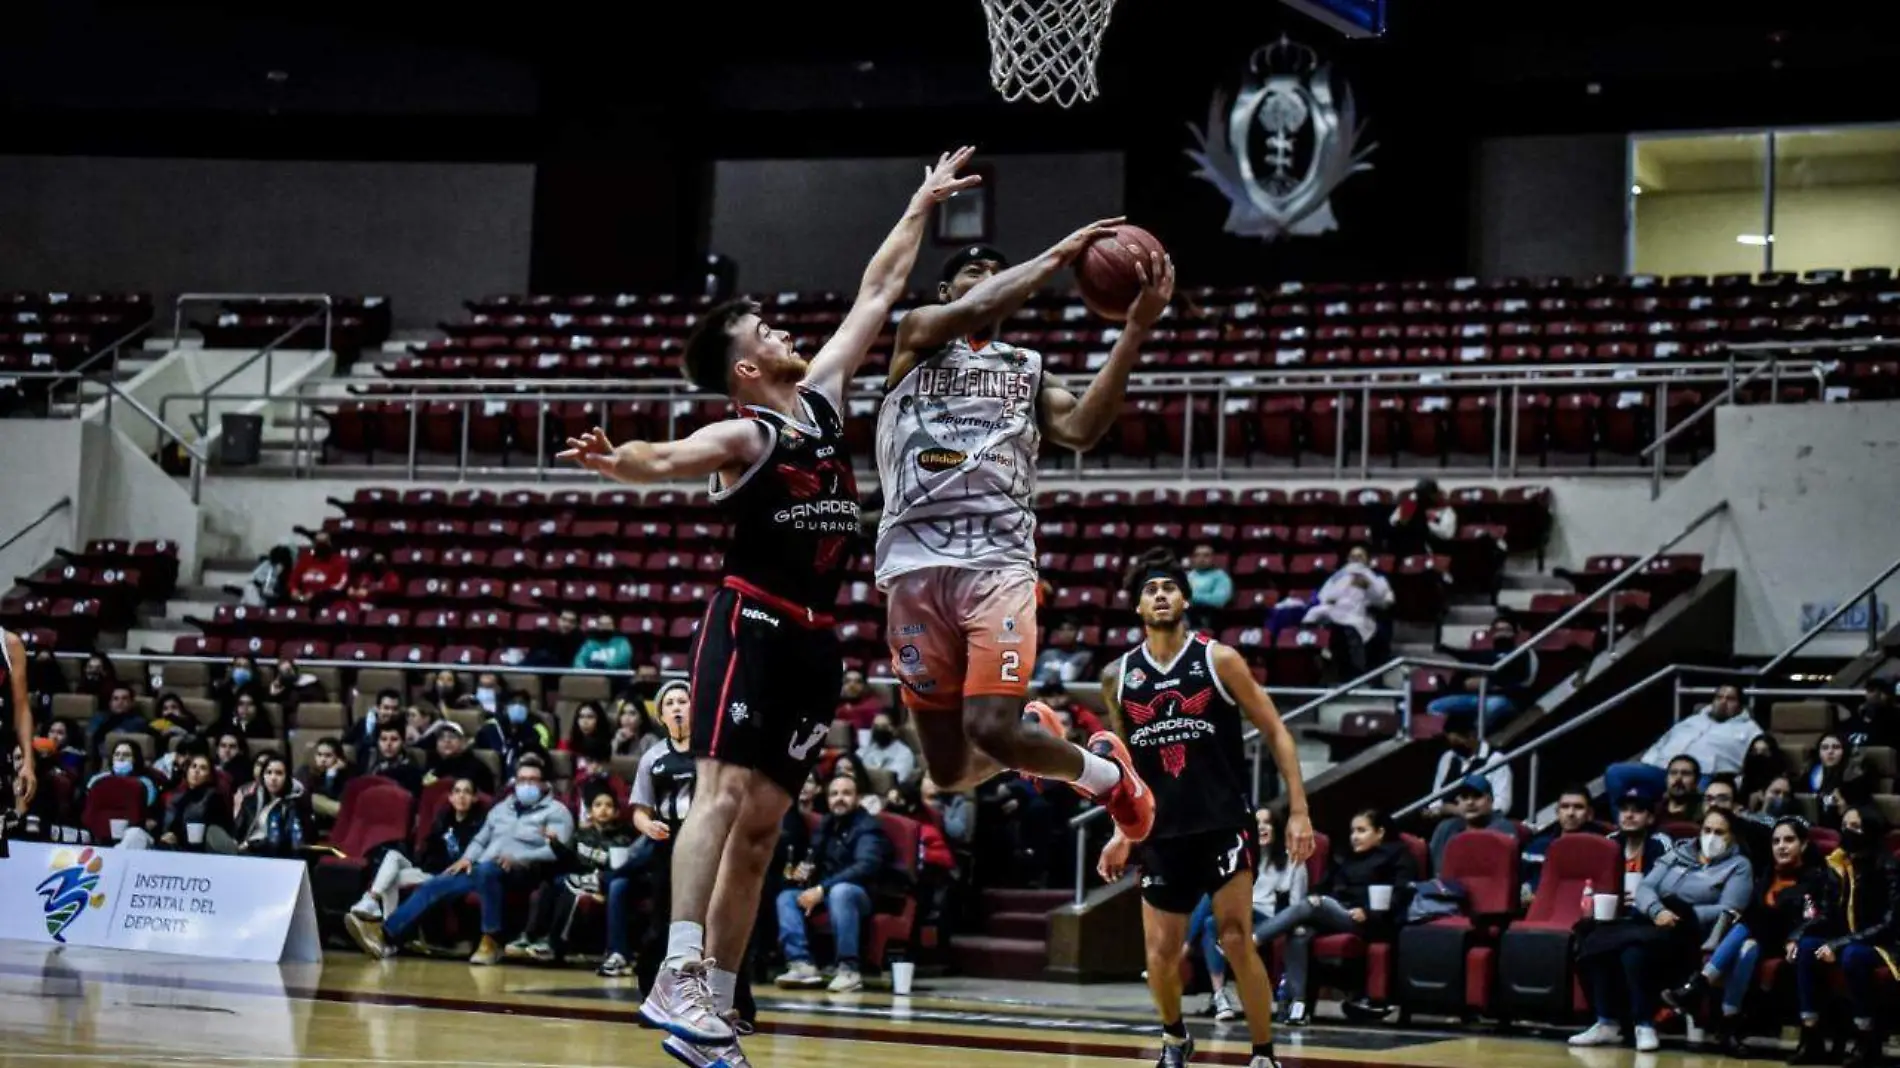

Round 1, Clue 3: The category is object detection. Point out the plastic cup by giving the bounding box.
[609,846,632,870]
[109,819,129,841]
[1593,893,1619,921]
[1367,885,1394,912]
[891,961,915,995]
[186,822,207,845]
[1623,872,1642,898]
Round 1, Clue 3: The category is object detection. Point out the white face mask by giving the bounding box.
[1700,832,1730,860]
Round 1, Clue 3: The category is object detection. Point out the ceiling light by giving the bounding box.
[1736,234,1774,245]
[1630,184,1643,195]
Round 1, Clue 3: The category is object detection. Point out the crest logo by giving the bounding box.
[1186,36,1376,240]
[1160,743,1188,778]
[36,847,107,943]
[1123,667,1147,691]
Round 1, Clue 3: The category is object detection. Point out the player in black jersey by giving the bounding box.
[2,627,36,824]
[560,148,980,1068]
[1088,549,1315,1068]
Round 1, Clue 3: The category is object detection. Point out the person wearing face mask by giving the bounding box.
[1302,545,1394,676]
[345,551,401,608]
[509,784,637,963]
[83,739,159,808]
[242,545,294,607]
[459,672,505,716]
[287,532,351,605]
[1571,808,1754,1054]
[1793,807,1898,1066]
[1664,815,1831,1057]
[856,713,917,783]
[267,658,327,719]
[474,689,550,776]
[1748,774,1794,822]
[1738,733,1793,810]
[346,754,573,966]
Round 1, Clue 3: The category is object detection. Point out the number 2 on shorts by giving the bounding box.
[1000,651,1021,683]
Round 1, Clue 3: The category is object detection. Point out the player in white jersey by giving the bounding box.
[875,226,1175,843]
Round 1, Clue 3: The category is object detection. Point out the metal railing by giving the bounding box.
[171,293,334,355]
[1759,553,1900,676]
[184,305,334,438]
[36,316,159,403]
[0,497,73,557]
[171,353,1852,483]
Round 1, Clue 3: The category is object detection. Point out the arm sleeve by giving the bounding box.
[1640,720,1687,768]
[630,745,664,809]
[1490,763,1514,819]
[1635,858,1668,919]
[1695,860,1755,928]
[465,809,497,861]
[1208,570,1233,607]
[941,797,974,844]
[891,744,917,782]
[1428,507,1458,540]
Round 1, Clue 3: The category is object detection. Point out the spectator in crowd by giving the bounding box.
[621,662,663,710]
[1608,781,1670,884]
[1302,544,1394,676]
[148,694,196,752]
[77,651,118,704]
[1639,684,1759,777]
[241,545,294,607]
[266,659,327,723]
[351,777,487,922]
[462,671,505,717]
[1665,814,1831,1058]
[774,773,892,993]
[1803,731,1871,830]
[143,751,235,851]
[574,612,634,672]
[86,684,151,757]
[424,721,494,795]
[38,719,85,778]
[346,754,573,965]
[1186,543,1233,629]
[529,609,585,669]
[233,747,299,815]
[405,704,446,749]
[834,669,886,732]
[600,679,695,980]
[1192,808,1306,1023]
[1429,774,1518,873]
[921,775,973,848]
[912,775,970,944]
[1793,806,1897,1065]
[367,723,424,795]
[418,670,461,713]
[1659,754,1704,825]
[560,701,614,779]
[304,736,352,831]
[475,690,551,775]
[1739,733,1794,810]
[1747,774,1795,823]
[1426,707,1512,818]
[509,783,636,962]
[213,688,276,743]
[1700,773,1771,869]
[1385,477,1457,559]
[1428,617,1537,732]
[1033,618,1093,685]
[1838,675,1897,751]
[287,532,350,605]
[352,689,406,764]
[1521,785,1596,898]
[1570,807,1753,1054]
[344,551,401,608]
[1252,808,1416,1026]
[857,713,917,783]
[232,754,309,857]
[213,731,251,787]
[84,739,159,808]
[207,654,257,707]
[610,700,657,761]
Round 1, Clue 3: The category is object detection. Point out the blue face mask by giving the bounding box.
[506,704,529,725]
[231,668,252,686]
[514,782,543,806]
[476,687,498,712]
[112,759,134,777]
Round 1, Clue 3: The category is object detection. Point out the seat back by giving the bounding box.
[330,780,417,858]
[876,812,922,886]
[1307,830,1332,886]
[80,774,148,842]
[1523,833,1621,925]
[1440,830,1520,918]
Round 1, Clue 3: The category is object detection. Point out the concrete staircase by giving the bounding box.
[948,887,1071,980]
[44,338,174,418]
[124,556,247,656]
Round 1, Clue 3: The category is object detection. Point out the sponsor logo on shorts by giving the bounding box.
[897,623,926,637]
[787,722,828,761]
[998,615,1023,645]
[741,606,780,627]
[1141,873,1162,888]
[905,677,938,694]
[1123,667,1147,690]
[917,448,968,472]
[728,702,749,724]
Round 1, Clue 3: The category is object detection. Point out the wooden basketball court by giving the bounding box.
[0,940,1748,1068]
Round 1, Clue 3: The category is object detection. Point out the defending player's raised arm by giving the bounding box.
[1209,641,1314,864]
[1038,248,1174,451]
[803,148,983,405]
[895,215,1127,369]
[558,420,766,486]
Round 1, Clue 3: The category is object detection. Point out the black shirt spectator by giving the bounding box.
[1838,677,1898,751]
[527,609,585,668]
[303,736,353,831]
[1522,786,1600,896]
[367,725,423,795]
[353,689,406,765]
[154,753,235,848]
[426,723,495,795]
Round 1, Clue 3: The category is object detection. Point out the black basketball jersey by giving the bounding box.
[635,740,697,825]
[712,387,861,611]
[1115,633,1252,840]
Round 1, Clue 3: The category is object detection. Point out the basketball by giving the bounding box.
[1073,223,1168,321]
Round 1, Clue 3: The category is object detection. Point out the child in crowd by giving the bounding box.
[507,783,636,962]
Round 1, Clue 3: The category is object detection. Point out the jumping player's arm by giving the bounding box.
[803,147,984,408]
[1038,249,1176,451]
[558,420,766,486]
[889,216,1126,384]
[1210,642,1314,865]
[7,630,34,808]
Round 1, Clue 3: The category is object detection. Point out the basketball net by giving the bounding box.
[980,0,1117,107]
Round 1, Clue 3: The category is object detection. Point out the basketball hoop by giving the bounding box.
[980,0,1117,108]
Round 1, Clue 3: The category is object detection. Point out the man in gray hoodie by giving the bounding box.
[346,754,574,965]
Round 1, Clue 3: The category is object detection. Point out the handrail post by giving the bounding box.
[1333,388,1347,476]
[1073,824,1087,908]
[1359,384,1371,479]
[1867,588,1881,654]
[1490,386,1503,476]
[1214,381,1228,480]
[1475,675,1490,747]
[536,398,549,479]
[406,392,420,482]
[1672,672,1683,723]
[1526,751,1538,822]
[1180,387,1195,478]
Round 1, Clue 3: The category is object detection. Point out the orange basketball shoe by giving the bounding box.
[1086,730,1155,843]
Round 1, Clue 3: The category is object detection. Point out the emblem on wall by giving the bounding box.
[1185,36,1377,240]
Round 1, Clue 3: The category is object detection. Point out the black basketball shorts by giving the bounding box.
[688,583,843,798]
[1137,827,1258,914]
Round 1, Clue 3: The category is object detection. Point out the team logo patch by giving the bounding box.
[37,848,107,943]
[1160,743,1188,778]
[917,448,968,472]
[998,615,1023,645]
[728,702,749,724]
[1123,667,1147,691]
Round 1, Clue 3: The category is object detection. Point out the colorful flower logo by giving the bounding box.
[36,847,107,942]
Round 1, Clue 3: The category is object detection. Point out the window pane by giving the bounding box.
[1770,127,1900,275]
[1630,132,1769,276]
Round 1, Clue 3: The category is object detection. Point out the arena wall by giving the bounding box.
[0,421,199,585]
[1469,133,1629,280]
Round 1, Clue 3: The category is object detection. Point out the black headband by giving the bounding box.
[1140,568,1184,588]
[941,243,1009,283]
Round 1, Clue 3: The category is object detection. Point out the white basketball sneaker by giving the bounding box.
[661,1032,752,1068]
[638,959,735,1045]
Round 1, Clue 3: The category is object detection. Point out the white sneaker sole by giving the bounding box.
[638,1001,736,1046]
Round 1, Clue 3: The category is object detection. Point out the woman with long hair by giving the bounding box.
[562,700,615,775]
[1738,733,1792,810]
[152,751,236,851]
[232,753,309,857]
[1803,732,1869,829]
[1792,806,1898,1065]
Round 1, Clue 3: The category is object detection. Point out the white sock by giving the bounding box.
[663,921,705,971]
[1074,748,1123,796]
[710,967,738,1013]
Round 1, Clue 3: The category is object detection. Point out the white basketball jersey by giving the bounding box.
[874,337,1044,587]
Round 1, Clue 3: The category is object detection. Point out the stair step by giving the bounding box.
[946,935,1048,981]
[134,614,193,632]
[127,628,190,654]
[174,584,235,602]
[984,911,1050,942]
[166,600,226,623]
[980,887,1071,914]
